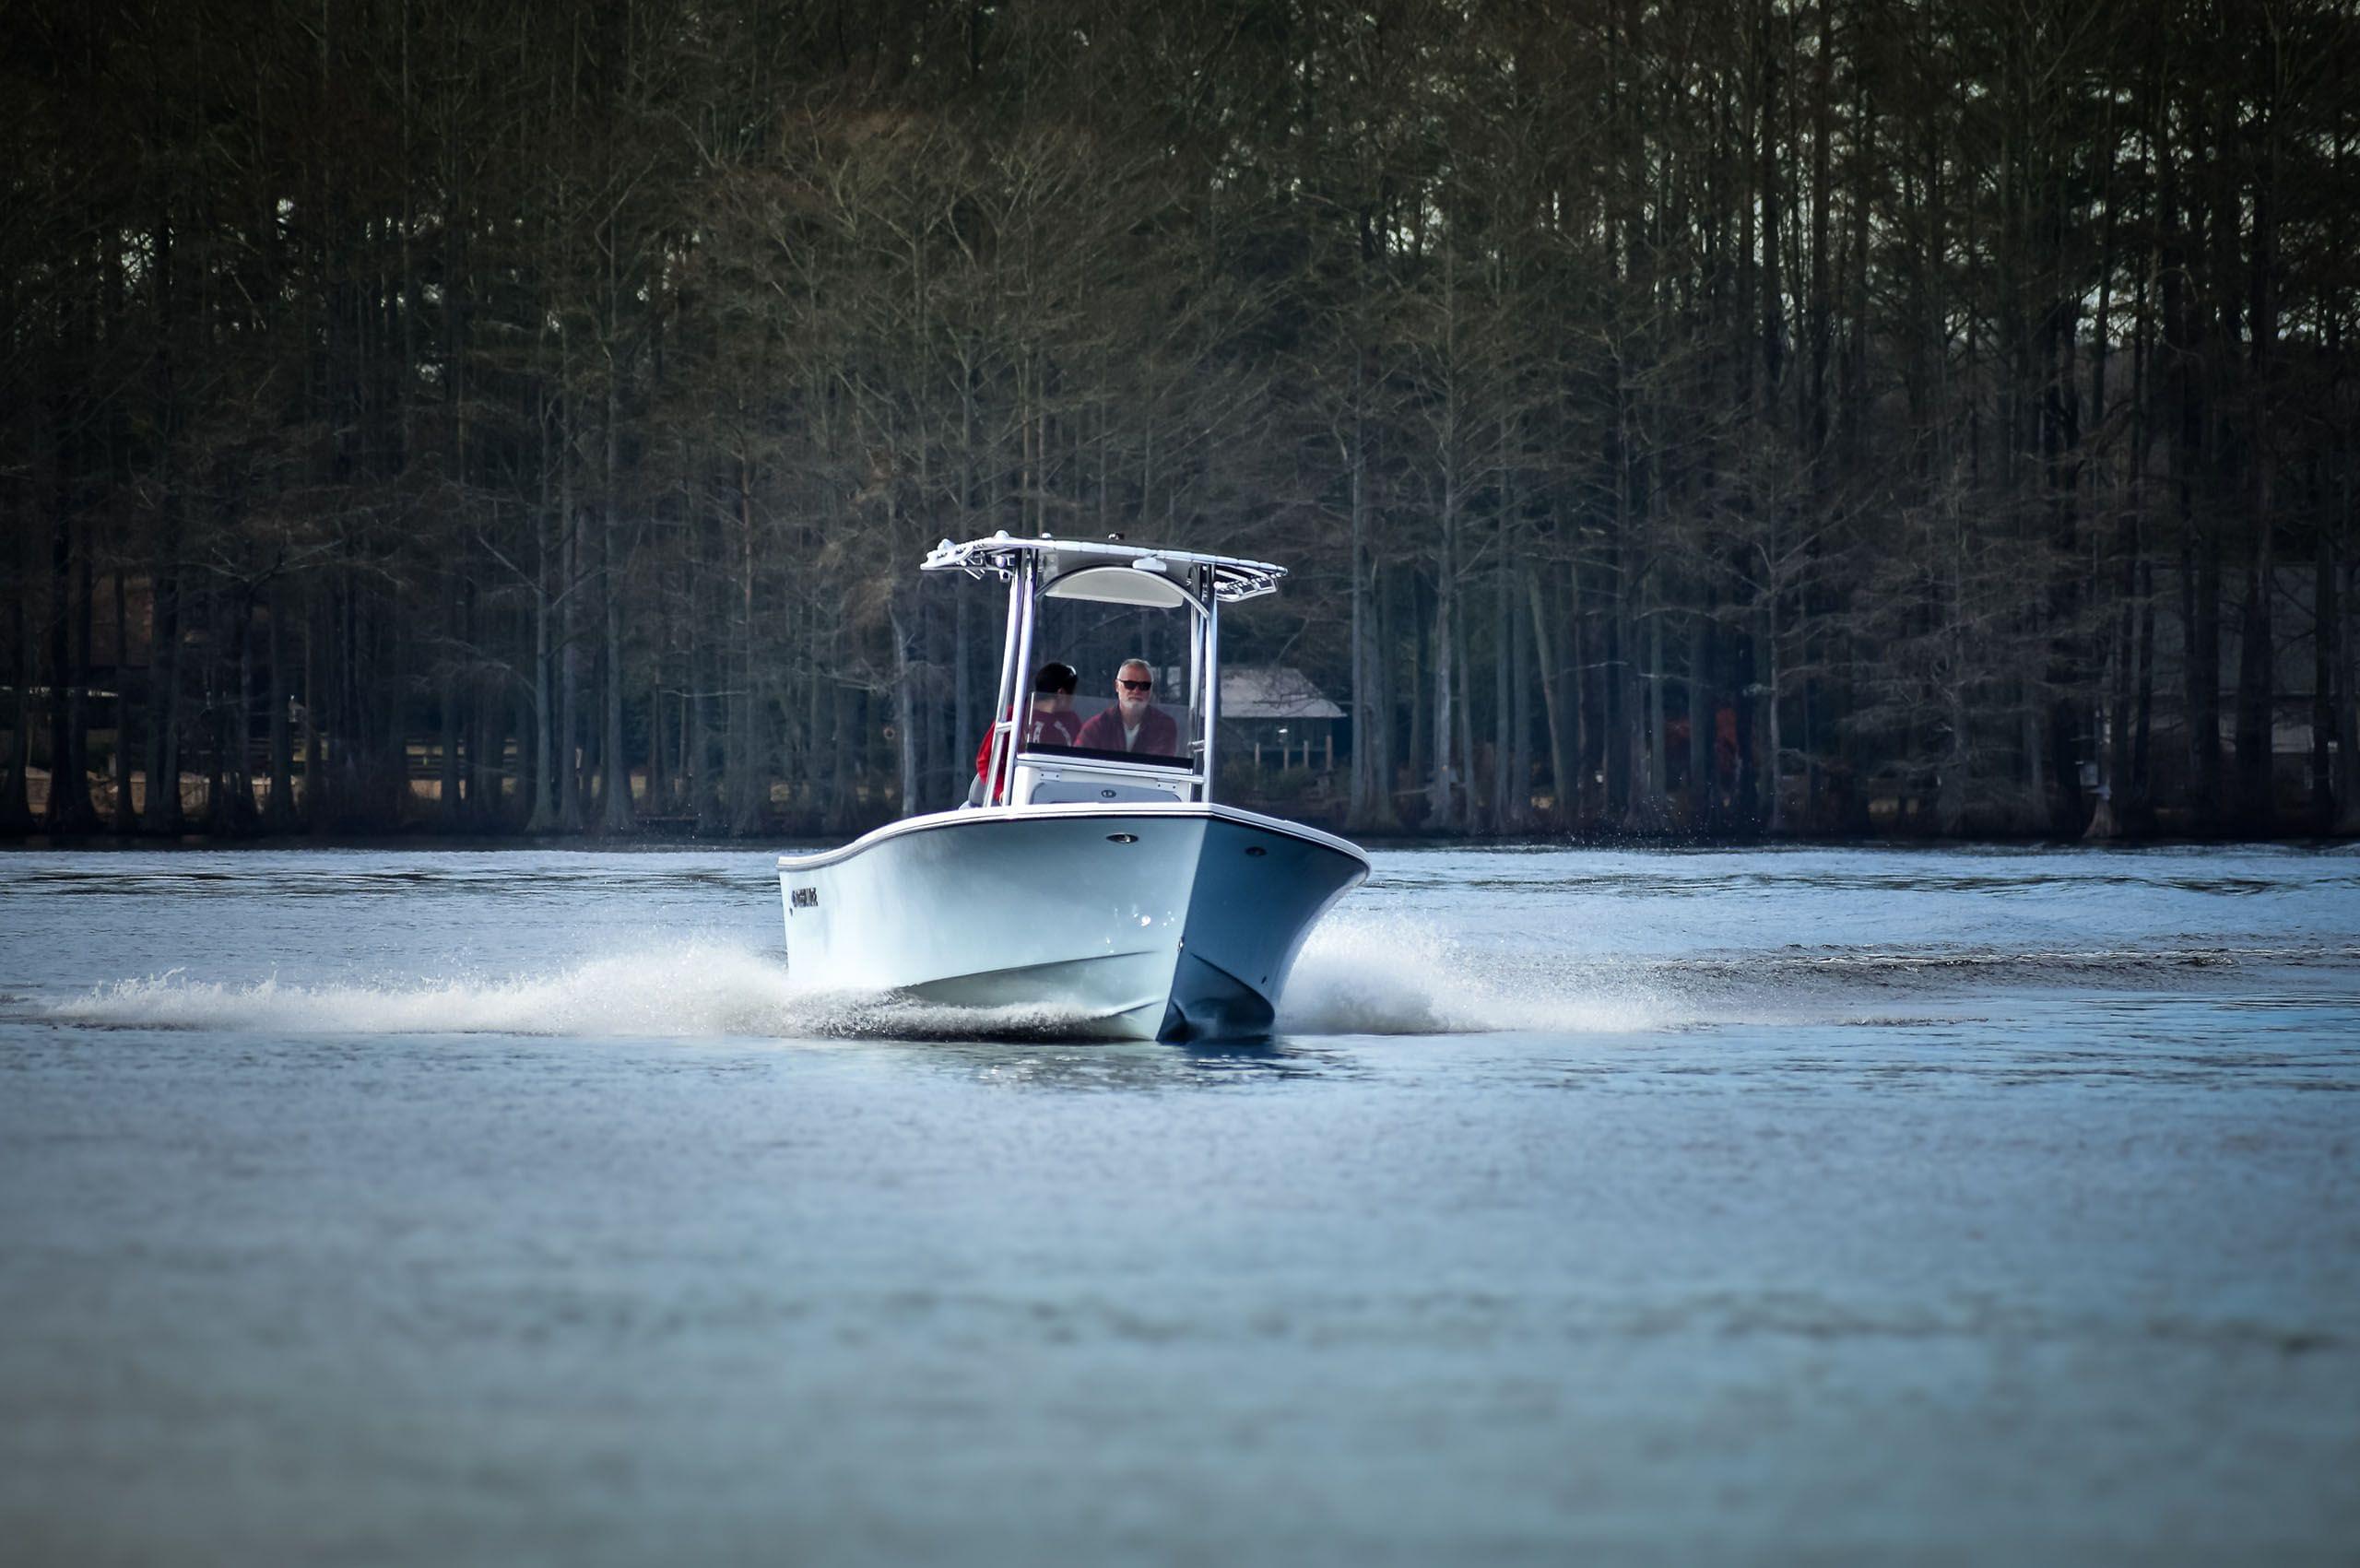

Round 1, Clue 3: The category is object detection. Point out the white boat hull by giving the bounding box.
[777,804,1367,1041]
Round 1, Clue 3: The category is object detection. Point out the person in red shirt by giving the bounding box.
[1072,659,1181,759]
[971,662,1082,804]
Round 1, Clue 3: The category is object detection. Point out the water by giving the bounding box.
[3,844,2356,1565]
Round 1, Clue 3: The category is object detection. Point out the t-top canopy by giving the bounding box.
[922,533,1286,604]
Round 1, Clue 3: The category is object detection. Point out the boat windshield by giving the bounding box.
[1021,587,1204,770]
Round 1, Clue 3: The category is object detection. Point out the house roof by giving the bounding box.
[1222,666,1344,720]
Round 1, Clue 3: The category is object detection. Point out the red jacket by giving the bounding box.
[974,707,1084,802]
[1072,702,1182,759]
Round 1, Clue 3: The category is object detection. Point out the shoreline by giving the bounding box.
[5,828,2354,854]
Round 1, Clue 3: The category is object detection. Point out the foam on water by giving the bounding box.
[1276,911,1678,1034]
[43,919,1674,1042]
[48,944,1097,1042]
[48,913,2333,1044]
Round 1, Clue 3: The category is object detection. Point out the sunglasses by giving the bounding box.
[1119,679,1152,692]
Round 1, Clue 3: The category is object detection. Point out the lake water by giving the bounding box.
[3,843,2356,1565]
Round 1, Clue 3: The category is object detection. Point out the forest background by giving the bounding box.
[6,0,2358,841]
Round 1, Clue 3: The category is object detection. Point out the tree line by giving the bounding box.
[5,0,2357,840]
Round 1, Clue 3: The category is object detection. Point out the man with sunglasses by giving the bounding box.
[1073,658,1181,760]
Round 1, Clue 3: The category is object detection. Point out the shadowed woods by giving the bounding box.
[6,1,2358,842]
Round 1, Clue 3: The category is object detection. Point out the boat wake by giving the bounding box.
[39,919,1677,1042]
[37,919,2347,1043]
[1278,913,1680,1034]
[42,944,1128,1042]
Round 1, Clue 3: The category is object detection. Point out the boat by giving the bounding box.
[777,533,1369,1041]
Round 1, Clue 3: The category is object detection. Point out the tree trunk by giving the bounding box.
[2233,522,2274,831]
[558,504,584,831]
[478,681,508,830]
[212,585,258,831]
[647,604,671,819]
[525,490,560,833]
[1507,565,1532,834]
[1345,404,1398,831]
[2314,545,2335,832]
[198,582,222,827]
[891,602,918,819]
[1763,590,1784,834]
[691,600,720,835]
[2239,64,2283,834]
[1643,594,1667,830]
[225,588,258,831]
[1618,553,1654,831]
[729,462,761,835]
[439,570,462,825]
[1444,604,1463,831]
[1570,560,1593,823]
[1406,582,1428,807]
[1688,603,1712,826]
[72,518,95,818]
[598,421,634,835]
[2189,522,2223,826]
[301,597,322,832]
[1490,554,1512,831]
[1431,577,1457,831]
[111,562,133,830]
[1528,571,1574,829]
[2236,533,2274,831]
[2132,556,2156,814]
[46,509,97,831]
[2338,548,2360,835]
[0,528,31,830]
[2085,584,2131,843]
[264,582,297,829]
[952,587,973,810]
